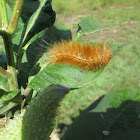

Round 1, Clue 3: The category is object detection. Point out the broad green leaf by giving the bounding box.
[62,88,140,140]
[73,16,106,41]
[22,84,70,140]
[28,41,121,92]
[26,17,116,92]
[27,17,120,92]
[28,64,104,91]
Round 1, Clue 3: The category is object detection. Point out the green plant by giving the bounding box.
[0,84,70,140]
[0,0,121,139]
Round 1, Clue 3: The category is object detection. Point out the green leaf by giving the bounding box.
[22,84,70,140]
[28,64,104,92]
[0,100,18,115]
[0,89,20,101]
[62,88,140,140]
[73,16,106,41]
[13,0,56,47]
[5,0,17,12]
[12,18,24,46]
[0,76,8,91]
[0,89,21,115]
[28,41,121,92]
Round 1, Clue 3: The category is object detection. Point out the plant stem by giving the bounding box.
[0,0,8,27]
[2,32,15,67]
[2,31,18,91]
[7,0,24,34]
[22,87,32,99]
[0,0,24,90]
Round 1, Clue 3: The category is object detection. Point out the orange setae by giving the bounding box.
[47,41,112,70]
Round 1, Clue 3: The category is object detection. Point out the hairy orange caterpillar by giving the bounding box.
[47,41,112,70]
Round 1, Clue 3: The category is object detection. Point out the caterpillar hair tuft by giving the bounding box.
[47,40,112,70]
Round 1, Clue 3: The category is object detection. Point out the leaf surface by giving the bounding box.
[74,16,106,41]
[0,89,20,101]
[28,64,104,91]
[0,89,21,115]
[22,84,69,140]
[0,76,8,91]
[62,88,140,140]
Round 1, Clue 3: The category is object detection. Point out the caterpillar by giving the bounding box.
[47,41,112,70]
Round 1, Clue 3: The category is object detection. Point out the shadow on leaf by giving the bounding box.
[61,88,140,140]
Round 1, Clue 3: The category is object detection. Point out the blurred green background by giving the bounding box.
[52,0,140,15]
[51,0,140,131]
